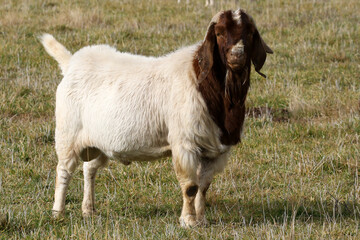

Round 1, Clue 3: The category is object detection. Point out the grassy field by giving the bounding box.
[0,0,359,238]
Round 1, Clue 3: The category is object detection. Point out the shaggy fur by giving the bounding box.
[40,9,272,227]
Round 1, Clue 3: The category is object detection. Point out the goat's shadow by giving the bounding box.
[207,197,358,225]
[128,195,359,225]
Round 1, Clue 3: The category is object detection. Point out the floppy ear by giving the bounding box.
[251,29,273,78]
[197,23,216,82]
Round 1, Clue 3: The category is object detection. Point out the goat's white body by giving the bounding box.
[50,40,228,172]
[41,33,231,227]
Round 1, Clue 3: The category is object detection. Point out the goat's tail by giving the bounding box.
[40,33,72,75]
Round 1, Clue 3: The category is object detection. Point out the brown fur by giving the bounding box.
[194,10,272,146]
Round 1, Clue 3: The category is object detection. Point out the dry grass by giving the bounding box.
[0,0,359,239]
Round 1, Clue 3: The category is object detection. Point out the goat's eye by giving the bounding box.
[215,25,225,37]
[216,32,223,37]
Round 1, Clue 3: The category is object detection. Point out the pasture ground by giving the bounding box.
[0,0,359,238]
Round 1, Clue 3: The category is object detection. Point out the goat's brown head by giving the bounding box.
[196,10,273,146]
[197,9,273,82]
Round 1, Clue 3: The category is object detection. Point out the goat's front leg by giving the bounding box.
[195,153,229,225]
[173,152,199,227]
[195,161,214,225]
[82,154,108,217]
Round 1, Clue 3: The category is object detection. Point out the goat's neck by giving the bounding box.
[196,60,251,146]
[224,68,250,109]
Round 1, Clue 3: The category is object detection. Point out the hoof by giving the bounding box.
[196,216,209,226]
[179,215,197,228]
[82,209,97,218]
[0,214,8,227]
[52,210,65,219]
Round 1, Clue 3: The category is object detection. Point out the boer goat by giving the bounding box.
[178,0,214,6]
[40,9,272,227]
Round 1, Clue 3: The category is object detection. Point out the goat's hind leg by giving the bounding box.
[52,151,79,218]
[81,149,108,217]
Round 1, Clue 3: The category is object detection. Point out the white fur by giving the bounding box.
[231,39,244,55]
[40,34,72,75]
[49,41,228,168]
[232,9,242,25]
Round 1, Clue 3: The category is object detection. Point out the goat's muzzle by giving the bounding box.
[226,41,246,71]
[227,53,246,71]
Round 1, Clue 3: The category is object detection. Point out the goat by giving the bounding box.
[177,0,214,6]
[40,9,272,227]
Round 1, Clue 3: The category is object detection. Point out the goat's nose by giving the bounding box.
[230,51,239,58]
[230,47,244,57]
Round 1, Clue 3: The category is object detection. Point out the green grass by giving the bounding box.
[1,0,359,238]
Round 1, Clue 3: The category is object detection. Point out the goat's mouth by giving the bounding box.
[227,54,246,71]
[227,61,245,71]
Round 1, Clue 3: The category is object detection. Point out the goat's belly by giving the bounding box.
[106,146,172,163]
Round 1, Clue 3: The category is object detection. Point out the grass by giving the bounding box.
[0,0,359,238]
